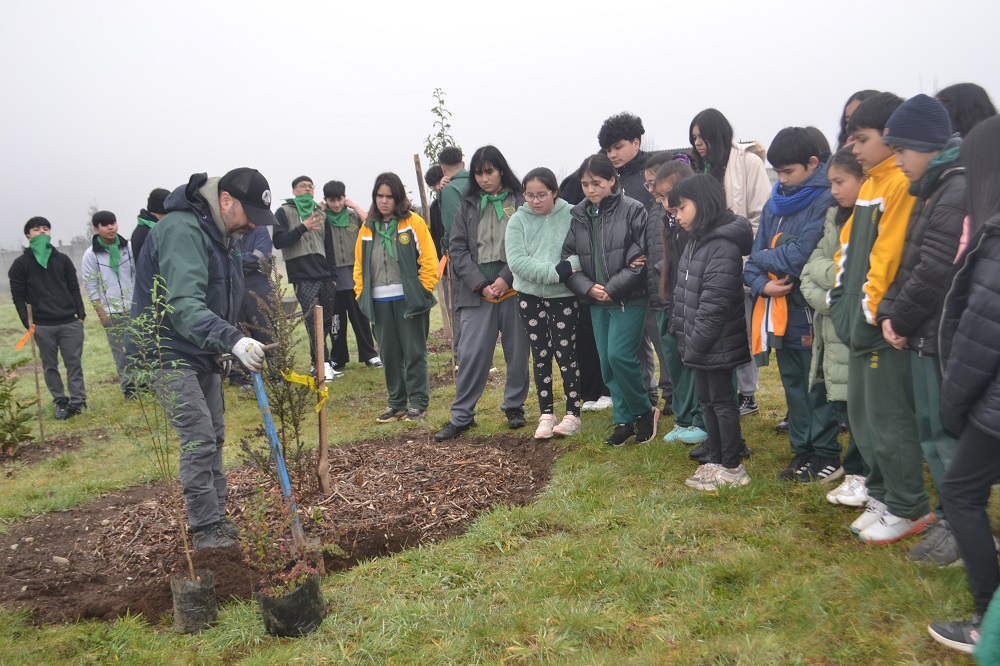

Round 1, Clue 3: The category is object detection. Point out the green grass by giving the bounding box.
[0,298,982,664]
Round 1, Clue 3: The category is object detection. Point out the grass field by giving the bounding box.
[0,297,983,665]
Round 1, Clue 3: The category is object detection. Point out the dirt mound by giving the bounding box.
[0,432,563,625]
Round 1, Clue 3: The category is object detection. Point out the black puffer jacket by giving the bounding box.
[563,190,648,304]
[939,215,1000,439]
[644,206,668,311]
[670,211,754,370]
[879,155,965,357]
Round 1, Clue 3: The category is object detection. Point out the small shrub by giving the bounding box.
[0,359,36,458]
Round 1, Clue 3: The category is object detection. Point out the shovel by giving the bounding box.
[250,370,325,573]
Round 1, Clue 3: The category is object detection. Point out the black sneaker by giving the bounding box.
[376,407,407,423]
[794,455,844,483]
[404,408,427,422]
[738,393,758,417]
[928,614,982,654]
[777,453,812,482]
[605,422,636,447]
[435,419,477,442]
[775,413,789,432]
[67,401,87,418]
[635,409,657,443]
[54,399,70,421]
[193,522,238,550]
[219,517,240,540]
[689,441,709,461]
[505,408,527,429]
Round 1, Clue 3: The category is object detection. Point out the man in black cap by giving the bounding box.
[9,217,88,420]
[131,187,169,268]
[130,168,276,549]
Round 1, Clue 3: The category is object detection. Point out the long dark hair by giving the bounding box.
[576,153,620,194]
[828,147,865,225]
[657,165,695,299]
[367,172,412,221]
[936,83,998,138]
[837,90,880,149]
[521,167,559,194]
[963,115,1000,232]
[463,145,522,201]
[689,109,733,183]
[667,173,728,238]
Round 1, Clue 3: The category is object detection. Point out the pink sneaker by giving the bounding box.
[552,414,581,437]
[534,414,556,439]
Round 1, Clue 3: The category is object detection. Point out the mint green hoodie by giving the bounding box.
[504,198,575,299]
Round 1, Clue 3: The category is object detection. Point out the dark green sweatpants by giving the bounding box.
[373,299,430,411]
[911,353,958,518]
[776,347,841,458]
[656,311,704,429]
[847,346,929,519]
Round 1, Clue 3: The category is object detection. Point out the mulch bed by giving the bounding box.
[0,432,564,625]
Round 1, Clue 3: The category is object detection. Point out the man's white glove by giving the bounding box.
[231,337,266,372]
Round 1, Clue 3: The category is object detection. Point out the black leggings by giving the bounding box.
[694,367,742,469]
[940,423,1000,615]
[516,294,581,416]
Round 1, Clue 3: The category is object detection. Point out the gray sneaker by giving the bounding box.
[193,522,238,550]
[907,520,961,567]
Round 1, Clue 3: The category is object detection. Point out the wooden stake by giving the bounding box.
[26,305,44,446]
[314,305,331,494]
[414,153,456,354]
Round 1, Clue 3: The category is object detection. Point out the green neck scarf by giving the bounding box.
[96,235,121,276]
[479,191,508,221]
[29,234,53,269]
[136,215,156,229]
[286,194,319,220]
[375,219,398,260]
[326,208,350,228]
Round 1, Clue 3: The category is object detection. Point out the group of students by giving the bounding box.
[351,83,1000,656]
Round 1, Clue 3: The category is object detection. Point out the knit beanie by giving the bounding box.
[147,188,169,215]
[883,94,953,152]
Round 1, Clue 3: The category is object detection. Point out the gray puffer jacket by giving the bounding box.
[670,211,754,370]
[562,191,648,304]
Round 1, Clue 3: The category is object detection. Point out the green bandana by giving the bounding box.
[97,235,121,276]
[136,215,156,229]
[375,219,398,260]
[29,234,53,269]
[479,191,508,221]
[325,208,350,228]
[286,194,320,220]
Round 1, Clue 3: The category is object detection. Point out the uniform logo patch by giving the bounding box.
[502,205,516,218]
[262,190,271,206]
[399,233,410,244]
[348,224,357,232]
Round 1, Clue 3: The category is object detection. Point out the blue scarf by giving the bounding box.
[769,181,826,217]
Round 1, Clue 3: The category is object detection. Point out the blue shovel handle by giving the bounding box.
[251,371,301,528]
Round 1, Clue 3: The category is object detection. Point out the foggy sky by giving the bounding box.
[2,0,997,247]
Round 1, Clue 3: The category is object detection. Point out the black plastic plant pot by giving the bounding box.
[255,574,326,637]
[170,569,218,634]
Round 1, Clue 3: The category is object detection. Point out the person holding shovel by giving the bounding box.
[130,167,276,550]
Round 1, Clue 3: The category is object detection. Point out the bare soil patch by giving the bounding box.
[0,432,564,625]
[2,430,108,474]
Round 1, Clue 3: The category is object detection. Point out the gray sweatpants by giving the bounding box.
[450,297,529,426]
[103,313,131,393]
[158,368,227,530]
[33,320,86,407]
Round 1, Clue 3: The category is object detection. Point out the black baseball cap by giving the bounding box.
[218,167,278,227]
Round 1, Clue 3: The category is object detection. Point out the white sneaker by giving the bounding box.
[323,362,343,380]
[826,474,868,507]
[685,463,722,488]
[850,498,888,534]
[534,414,556,439]
[590,395,612,411]
[860,511,936,545]
[698,464,750,491]
[581,400,597,411]
[552,414,581,437]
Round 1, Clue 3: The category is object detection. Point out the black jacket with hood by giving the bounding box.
[670,211,754,370]
[879,145,965,358]
[563,190,648,305]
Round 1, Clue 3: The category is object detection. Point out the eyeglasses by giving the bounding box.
[643,181,656,192]
[523,191,552,202]
[474,166,497,176]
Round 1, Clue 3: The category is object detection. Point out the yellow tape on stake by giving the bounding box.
[281,370,329,412]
